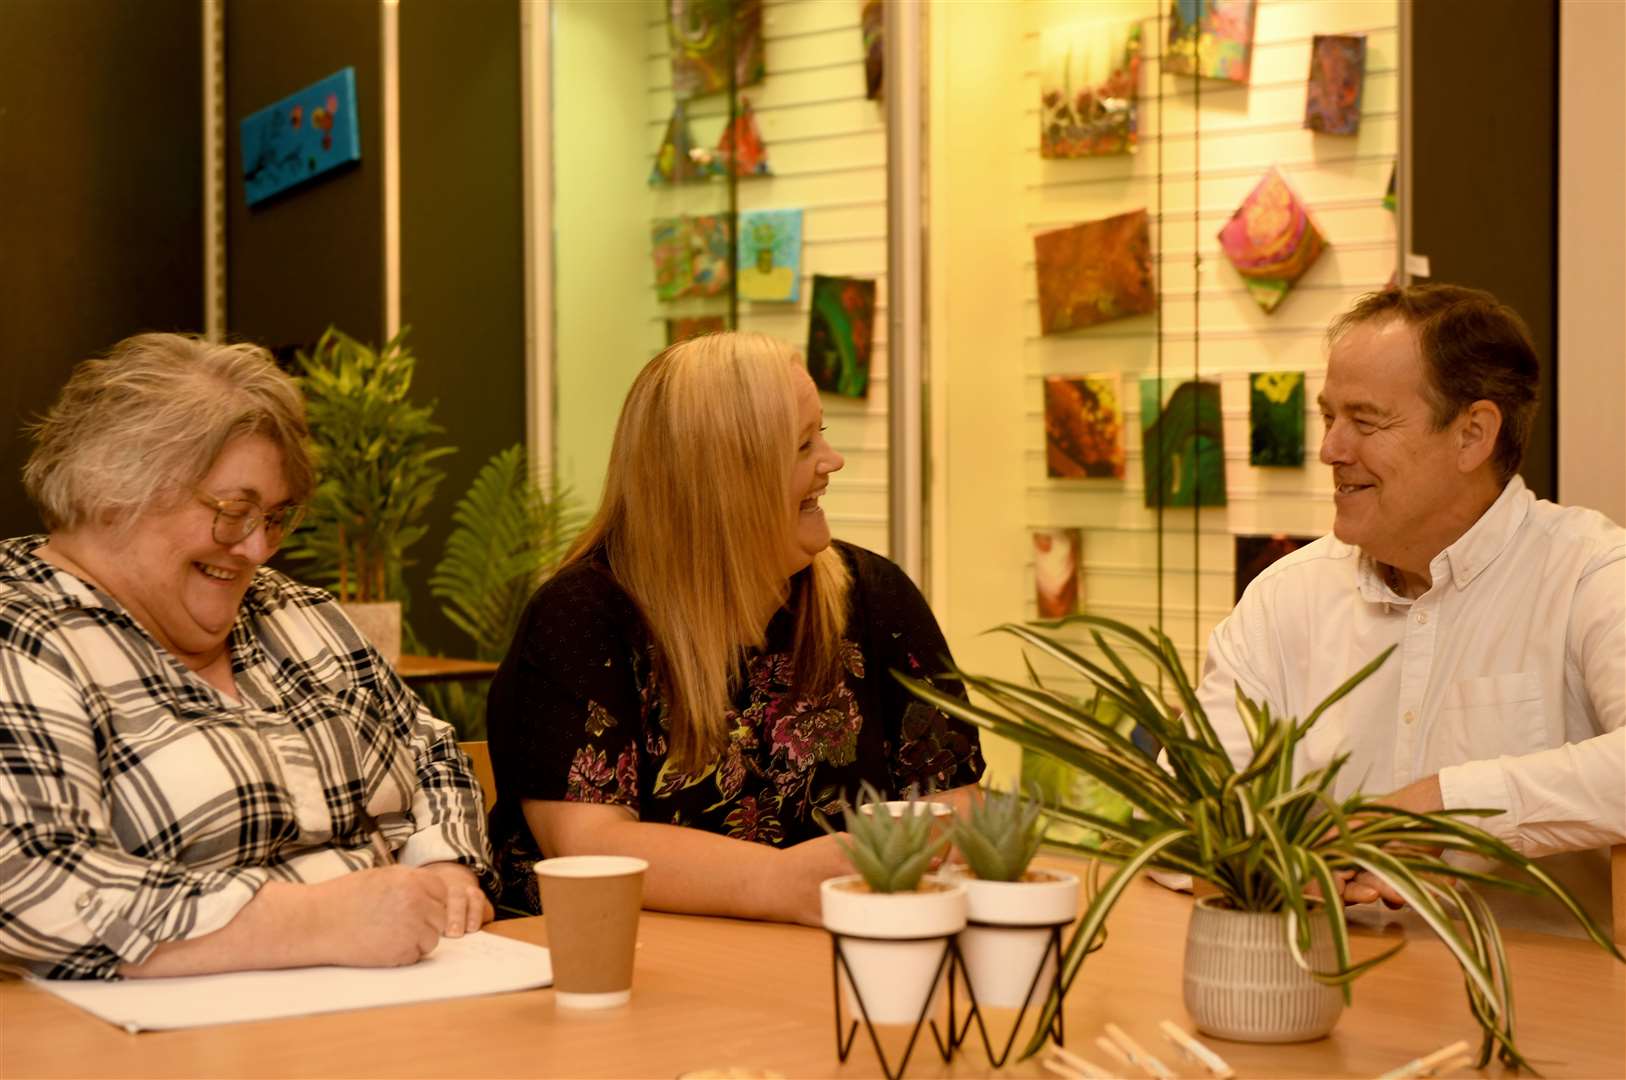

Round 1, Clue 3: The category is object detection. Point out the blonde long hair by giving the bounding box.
[564,332,852,770]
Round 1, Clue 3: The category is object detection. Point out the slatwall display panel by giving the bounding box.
[1012,0,1399,689]
[643,0,890,556]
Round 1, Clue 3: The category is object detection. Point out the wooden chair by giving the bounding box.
[1613,844,1625,946]
[459,740,498,813]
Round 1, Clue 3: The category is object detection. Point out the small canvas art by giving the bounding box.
[651,215,733,301]
[650,104,706,185]
[1305,34,1366,135]
[1034,209,1156,335]
[1141,377,1227,508]
[737,209,802,302]
[861,0,883,100]
[807,275,877,399]
[1045,374,1126,480]
[711,99,771,178]
[1218,168,1327,314]
[1165,0,1257,83]
[1033,528,1083,618]
[1235,533,1317,601]
[666,316,727,346]
[1249,371,1305,466]
[1039,19,1142,158]
[669,0,764,100]
[240,68,361,207]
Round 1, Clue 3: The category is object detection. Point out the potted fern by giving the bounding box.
[897,614,1623,1068]
[819,783,967,1026]
[952,786,1078,1015]
[285,326,452,662]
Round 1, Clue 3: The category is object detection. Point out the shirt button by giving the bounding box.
[1403,710,1415,724]
[1415,612,1429,625]
[76,894,91,910]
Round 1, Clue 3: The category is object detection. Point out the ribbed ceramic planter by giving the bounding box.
[1182,897,1344,1042]
[821,874,967,1025]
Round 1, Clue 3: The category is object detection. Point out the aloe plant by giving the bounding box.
[955,785,1045,883]
[896,614,1623,1070]
[819,782,946,894]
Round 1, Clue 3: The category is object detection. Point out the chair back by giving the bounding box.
[460,740,498,813]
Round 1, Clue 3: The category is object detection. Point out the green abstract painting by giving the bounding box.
[1141,376,1227,508]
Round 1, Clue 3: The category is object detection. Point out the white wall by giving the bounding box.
[1557,0,1626,526]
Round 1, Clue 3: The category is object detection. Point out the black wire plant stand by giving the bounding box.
[946,918,1071,1067]
[828,919,1074,1078]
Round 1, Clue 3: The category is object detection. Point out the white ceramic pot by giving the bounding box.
[340,600,402,664]
[1182,896,1344,1042]
[957,868,1079,1008]
[820,874,967,1026]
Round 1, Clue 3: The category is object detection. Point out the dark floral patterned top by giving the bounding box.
[485,541,984,914]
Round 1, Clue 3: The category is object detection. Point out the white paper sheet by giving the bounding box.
[29,931,552,1032]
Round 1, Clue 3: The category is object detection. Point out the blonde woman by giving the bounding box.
[0,334,492,979]
[486,333,983,925]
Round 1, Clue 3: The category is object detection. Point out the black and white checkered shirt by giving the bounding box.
[0,536,492,979]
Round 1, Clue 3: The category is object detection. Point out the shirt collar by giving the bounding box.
[1355,475,1531,604]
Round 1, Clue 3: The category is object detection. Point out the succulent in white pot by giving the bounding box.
[819,783,967,1026]
[952,784,1078,1012]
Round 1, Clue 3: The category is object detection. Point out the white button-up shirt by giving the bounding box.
[1195,477,1625,932]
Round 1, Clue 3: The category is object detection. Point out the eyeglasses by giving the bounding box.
[194,491,307,548]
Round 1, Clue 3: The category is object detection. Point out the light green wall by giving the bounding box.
[552,0,661,509]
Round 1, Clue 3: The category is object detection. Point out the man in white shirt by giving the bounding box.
[1195,284,1624,933]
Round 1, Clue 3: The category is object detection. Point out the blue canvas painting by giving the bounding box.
[737,209,802,302]
[240,68,362,207]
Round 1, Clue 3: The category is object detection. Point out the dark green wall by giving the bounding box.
[1411,0,1558,500]
[0,0,203,535]
[399,0,527,655]
[226,0,384,350]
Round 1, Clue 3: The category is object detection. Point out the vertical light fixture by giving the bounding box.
[520,0,555,477]
[201,0,225,341]
[885,0,926,588]
[382,0,402,339]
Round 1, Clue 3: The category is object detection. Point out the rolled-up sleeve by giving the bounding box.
[0,642,266,979]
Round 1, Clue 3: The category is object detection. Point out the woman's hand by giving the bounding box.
[780,833,859,927]
[420,861,495,936]
[304,866,449,966]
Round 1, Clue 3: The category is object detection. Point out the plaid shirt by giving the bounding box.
[0,536,492,979]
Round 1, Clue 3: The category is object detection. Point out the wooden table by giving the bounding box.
[395,654,500,685]
[2,877,1620,1079]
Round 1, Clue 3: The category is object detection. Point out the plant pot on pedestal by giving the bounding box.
[340,600,402,665]
[958,868,1079,1009]
[820,874,967,1025]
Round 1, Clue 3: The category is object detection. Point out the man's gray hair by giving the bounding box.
[23,333,314,532]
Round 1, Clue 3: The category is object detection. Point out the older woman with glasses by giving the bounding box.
[0,333,492,980]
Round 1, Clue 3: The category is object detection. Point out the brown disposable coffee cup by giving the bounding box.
[534,855,648,1009]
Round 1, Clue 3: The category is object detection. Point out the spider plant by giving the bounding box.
[896,613,1623,1071]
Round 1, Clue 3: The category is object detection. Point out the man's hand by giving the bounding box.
[420,861,494,936]
[1332,775,1445,908]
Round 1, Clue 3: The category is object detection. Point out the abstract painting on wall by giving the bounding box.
[737,209,802,302]
[1305,34,1366,135]
[1234,533,1317,601]
[651,215,733,300]
[1165,0,1257,83]
[1033,528,1083,618]
[1034,208,1156,335]
[1045,374,1126,479]
[861,0,883,99]
[650,104,706,186]
[1218,168,1327,314]
[1039,19,1142,158]
[1141,377,1227,508]
[240,68,361,207]
[807,275,877,399]
[666,316,727,346]
[669,0,764,100]
[1249,371,1305,466]
[711,99,771,178]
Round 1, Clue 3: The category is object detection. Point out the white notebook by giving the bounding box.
[31,931,552,1032]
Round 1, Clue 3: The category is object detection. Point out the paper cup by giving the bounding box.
[858,799,956,857]
[534,855,648,1009]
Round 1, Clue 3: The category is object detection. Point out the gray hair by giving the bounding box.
[23,333,314,531]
